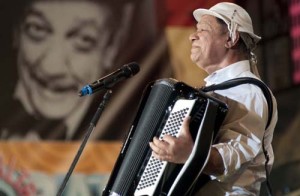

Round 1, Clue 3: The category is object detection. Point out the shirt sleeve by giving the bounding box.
[210,93,266,180]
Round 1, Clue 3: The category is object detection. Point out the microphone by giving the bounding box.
[78,62,140,97]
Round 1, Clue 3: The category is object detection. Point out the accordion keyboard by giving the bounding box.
[134,98,197,196]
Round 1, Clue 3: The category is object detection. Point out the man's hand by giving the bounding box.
[149,117,194,164]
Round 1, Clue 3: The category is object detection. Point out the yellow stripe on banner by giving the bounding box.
[0,141,121,174]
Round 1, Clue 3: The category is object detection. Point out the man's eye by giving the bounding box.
[72,34,98,52]
[22,22,51,42]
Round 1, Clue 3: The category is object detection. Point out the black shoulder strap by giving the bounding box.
[201,77,273,130]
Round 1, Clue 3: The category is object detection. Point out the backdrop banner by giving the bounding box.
[0,0,228,194]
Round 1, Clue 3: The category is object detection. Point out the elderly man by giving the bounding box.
[150,2,278,195]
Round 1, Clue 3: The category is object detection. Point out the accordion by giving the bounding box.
[103,78,228,196]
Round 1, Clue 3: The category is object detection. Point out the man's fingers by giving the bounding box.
[153,136,168,149]
[162,134,175,144]
[150,137,168,154]
[150,142,169,161]
[152,151,165,161]
[149,117,192,163]
[149,141,161,154]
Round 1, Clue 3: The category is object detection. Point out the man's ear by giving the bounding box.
[225,31,240,49]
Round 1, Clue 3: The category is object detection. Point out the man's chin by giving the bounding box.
[190,53,200,63]
[35,105,74,120]
[31,92,80,119]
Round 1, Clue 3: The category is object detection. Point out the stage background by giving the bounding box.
[0,0,299,195]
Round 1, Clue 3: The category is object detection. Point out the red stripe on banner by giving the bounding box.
[292,49,300,60]
[290,3,300,15]
[164,0,234,26]
[291,26,300,38]
[294,72,300,81]
[290,0,300,84]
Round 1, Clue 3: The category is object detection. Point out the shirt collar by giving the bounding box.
[204,60,251,86]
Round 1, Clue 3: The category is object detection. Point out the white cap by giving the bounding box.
[193,2,261,51]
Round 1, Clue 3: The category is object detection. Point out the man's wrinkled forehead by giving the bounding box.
[197,15,224,30]
[198,15,219,24]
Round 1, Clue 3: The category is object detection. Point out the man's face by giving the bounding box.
[189,15,228,74]
[17,1,108,119]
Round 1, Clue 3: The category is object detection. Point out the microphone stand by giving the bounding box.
[56,90,113,196]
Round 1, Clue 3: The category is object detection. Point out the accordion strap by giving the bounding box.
[201,77,273,129]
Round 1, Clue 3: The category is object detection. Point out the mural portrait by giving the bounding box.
[0,0,171,194]
[0,0,170,140]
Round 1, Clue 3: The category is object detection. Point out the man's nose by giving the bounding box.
[189,32,198,42]
[38,41,69,76]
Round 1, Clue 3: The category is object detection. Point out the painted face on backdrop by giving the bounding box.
[189,15,228,73]
[16,1,109,119]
